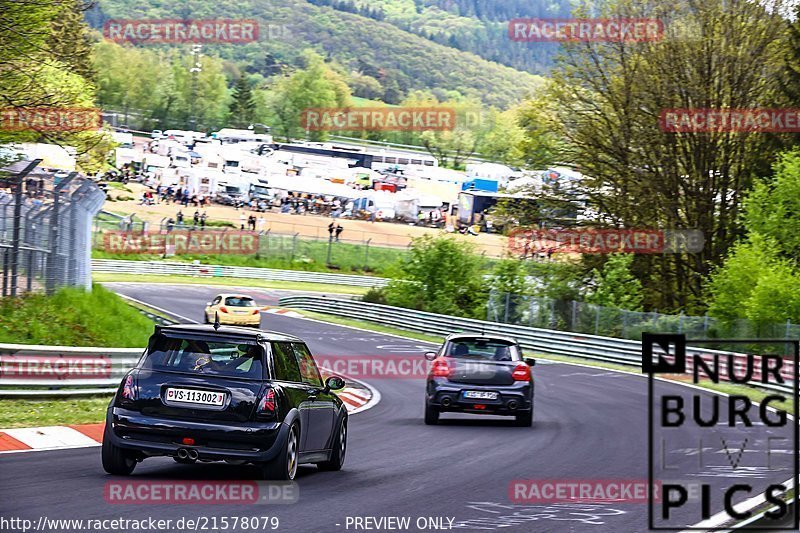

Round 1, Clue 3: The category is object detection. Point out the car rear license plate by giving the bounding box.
[463,390,498,400]
[166,388,225,406]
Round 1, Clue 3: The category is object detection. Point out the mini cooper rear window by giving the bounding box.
[142,336,264,379]
[444,339,520,361]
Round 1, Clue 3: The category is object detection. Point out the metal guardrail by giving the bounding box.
[278,296,796,394]
[0,344,142,397]
[92,259,390,288]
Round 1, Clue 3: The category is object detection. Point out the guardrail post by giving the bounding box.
[594,306,600,335]
[2,249,8,297]
[571,300,578,331]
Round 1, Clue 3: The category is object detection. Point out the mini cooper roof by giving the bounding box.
[155,323,303,344]
[444,332,519,345]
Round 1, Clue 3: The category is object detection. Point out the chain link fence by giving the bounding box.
[91,220,409,274]
[487,290,800,350]
[0,159,106,296]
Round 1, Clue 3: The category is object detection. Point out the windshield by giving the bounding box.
[225,296,257,307]
[141,336,264,379]
[444,338,520,362]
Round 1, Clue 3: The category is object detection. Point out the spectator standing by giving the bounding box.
[176,210,184,226]
[335,223,343,242]
[200,212,207,229]
[240,212,246,230]
[193,210,200,227]
[257,216,266,233]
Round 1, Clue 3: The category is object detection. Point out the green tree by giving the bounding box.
[48,0,95,81]
[586,254,644,311]
[381,235,488,318]
[228,75,256,128]
[742,150,800,258]
[551,0,794,312]
[263,50,351,141]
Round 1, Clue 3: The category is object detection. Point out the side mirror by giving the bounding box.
[325,376,346,392]
[424,351,438,361]
[524,358,536,367]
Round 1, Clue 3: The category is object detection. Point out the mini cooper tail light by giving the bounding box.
[512,363,531,381]
[251,309,260,315]
[430,358,452,378]
[121,374,137,400]
[220,306,229,313]
[257,389,276,415]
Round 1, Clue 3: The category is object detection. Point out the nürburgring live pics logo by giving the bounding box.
[643,333,799,530]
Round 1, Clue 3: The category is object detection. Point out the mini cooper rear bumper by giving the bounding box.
[106,407,288,462]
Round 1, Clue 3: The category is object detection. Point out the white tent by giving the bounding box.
[265,174,360,199]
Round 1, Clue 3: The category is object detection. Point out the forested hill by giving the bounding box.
[306,0,572,74]
[88,0,551,107]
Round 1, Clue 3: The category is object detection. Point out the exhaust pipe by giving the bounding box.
[177,448,189,460]
[441,397,452,408]
[187,449,199,461]
[507,400,518,411]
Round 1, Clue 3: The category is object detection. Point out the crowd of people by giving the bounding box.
[140,185,212,208]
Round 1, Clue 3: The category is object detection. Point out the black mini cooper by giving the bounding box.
[424,333,535,426]
[102,324,348,480]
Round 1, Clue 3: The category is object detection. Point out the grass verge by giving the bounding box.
[0,284,154,347]
[92,238,407,276]
[93,273,371,296]
[0,396,111,429]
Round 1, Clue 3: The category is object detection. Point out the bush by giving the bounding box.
[382,235,488,318]
[361,287,388,305]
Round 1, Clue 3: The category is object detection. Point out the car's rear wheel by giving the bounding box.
[101,425,137,475]
[260,423,299,480]
[318,417,346,471]
[424,403,439,425]
[515,408,533,427]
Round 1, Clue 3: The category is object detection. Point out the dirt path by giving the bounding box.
[104,183,509,255]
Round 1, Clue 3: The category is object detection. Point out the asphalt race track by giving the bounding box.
[0,283,795,533]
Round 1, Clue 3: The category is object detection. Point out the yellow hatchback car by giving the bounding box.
[204,294,262,327]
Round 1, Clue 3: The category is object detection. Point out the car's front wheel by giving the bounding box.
[101,425,137,475]
[318,417,346,471]
[260,423,299,480]
[424,403,439,425]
